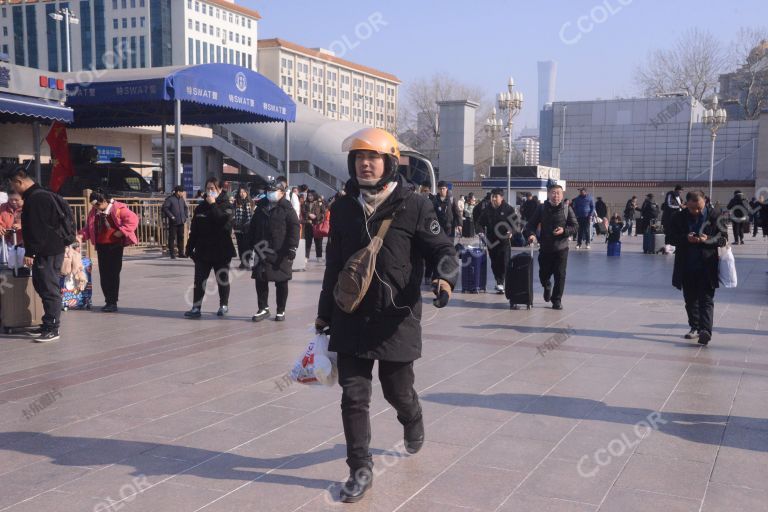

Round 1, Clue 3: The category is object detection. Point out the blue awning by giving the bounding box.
[66,64,296,128]
[0,91,73,123]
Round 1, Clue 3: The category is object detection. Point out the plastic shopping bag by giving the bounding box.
[289,331,338,386]
[718,246,737,288]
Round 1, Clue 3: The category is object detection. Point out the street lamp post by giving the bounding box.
[702,95,727,202]
[497,77,523,205]
[484,107,502,172]
[49,7,79,72]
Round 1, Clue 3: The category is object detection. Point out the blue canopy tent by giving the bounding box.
[65,64,296,187]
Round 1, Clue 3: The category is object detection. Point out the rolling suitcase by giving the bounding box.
[505,246,534,310]
[0,232,43,334]
[461,247,487,293]
[607,241,621,256]
[292,239,307,272]
[61,245,93,311]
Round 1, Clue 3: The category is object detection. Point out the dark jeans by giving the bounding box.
[168,223,184,257]
[682,273,715,335]
[538,249,568,303]
[32,253,64,331]
[192,259,230,308]
[95,244,124,305]
[338,354,422,471]
[577,217,591,245]
[304,224,323,258]
[489,242,510,286]
[731,221,745,244]
[255,278,288,313]
[234,232,249,264]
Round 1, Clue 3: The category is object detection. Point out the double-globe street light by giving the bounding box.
[497,77,523,205]
[702,95,727,202]
[49,7,79,72]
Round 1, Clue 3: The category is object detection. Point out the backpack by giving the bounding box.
[49,191,77,246]
[333,216,394,314]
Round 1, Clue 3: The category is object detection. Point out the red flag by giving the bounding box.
[46,122,74,193]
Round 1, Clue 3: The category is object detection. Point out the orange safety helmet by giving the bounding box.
[342,128,401,187]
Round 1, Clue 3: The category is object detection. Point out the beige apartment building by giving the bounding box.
[258,38,399,131]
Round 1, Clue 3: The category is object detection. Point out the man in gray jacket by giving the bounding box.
[162,186,188,259]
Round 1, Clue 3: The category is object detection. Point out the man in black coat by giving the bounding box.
[315,128,457,503]
[595,197,608,219]
[668,190,727,345]
[525,183,578,310]
[431,181,456,239]
[640,193,660,234]
[478,188,518,293]
[726,190,749,245]
[10,168,68,342]
[248,181,300,322]
[162,185,188,259]
[520,193,540,222]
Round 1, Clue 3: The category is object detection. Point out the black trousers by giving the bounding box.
[32,253,64,331]
[168,224,184,256]
[577,217,591,245]
[255,278,288,313]
[489,242,510,286]
[338,354,422,471]
[234,232,249,264]
[304,225,323,258]
[732,221,745,244]
[192,259,230,308]
[96,244,124,305]
[681,273,715,335]
[538,249,568,303]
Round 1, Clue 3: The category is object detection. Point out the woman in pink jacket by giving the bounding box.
[79,191,139,312]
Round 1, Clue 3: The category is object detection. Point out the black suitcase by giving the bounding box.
[505,248,534,310]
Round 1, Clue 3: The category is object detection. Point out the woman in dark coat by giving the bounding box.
[233,186,255,269]
[184,177,236,318]
[248,181,300,322]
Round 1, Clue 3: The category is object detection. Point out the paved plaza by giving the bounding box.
[0,236,767,512]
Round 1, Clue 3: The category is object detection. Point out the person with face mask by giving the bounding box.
[78,190,139,313]
[248,180,300,322]
[315,127,458,502]
[184,177,236,318]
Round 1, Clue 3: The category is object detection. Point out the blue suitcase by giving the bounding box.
[61,257,93,310]
[461,247,487,293]
[607,241,621,256]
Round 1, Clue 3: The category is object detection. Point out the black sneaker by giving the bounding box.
[35,331,60,343]
[252,308,270,322]
[684,329,699,340]
[403,414,425,454]
[543,286,552,303]
[698,330,711,346]
[340,467,373,503]
[170,254,177,259]
[101,304,118,313]
[552,301,563,310]
[275,312,285,322]
[26,327,44,338]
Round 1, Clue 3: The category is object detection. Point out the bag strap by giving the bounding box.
[375,217,393,239]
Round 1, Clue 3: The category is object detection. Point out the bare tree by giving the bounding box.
[634,28,729,102]
[397,73,485,164]
[724,27,768,119]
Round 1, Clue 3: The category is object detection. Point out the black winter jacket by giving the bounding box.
[162,194,188,226]
[185,194,236,262]
[318,179,458,362]
[21,184,67,258]
[524,201,578,253]
[478,202,519,246]
[431,195,456,232]
[668,208,727,290]
[247,197,300,282]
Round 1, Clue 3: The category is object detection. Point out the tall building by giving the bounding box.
[257,38,400,131]
[537,60,557,121]
[0,0,259,72]
[513,136,540,165]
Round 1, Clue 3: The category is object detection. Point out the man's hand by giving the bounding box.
[553,227,564,236]
[687,233,699,244]
[528,235,537,244]
[205,194,215,205]
[24,256,34,267]
[431,279,451,308]
[315,317,329,332]
[698,233,708,242]
[309,213,316,220]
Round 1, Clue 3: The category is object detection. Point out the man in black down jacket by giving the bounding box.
[668,190,728,346]
[431,181,456,238]
[524,183,578,310]
[315,127,457,503]
[184,177,236,318]
[162,185,188,259]
[248,180,300,322]
[478,188,519,293]
[726,190,749,245]
[10,168,67,342]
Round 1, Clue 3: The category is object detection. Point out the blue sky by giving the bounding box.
[246,0,768,130]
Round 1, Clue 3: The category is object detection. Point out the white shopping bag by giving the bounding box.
[289,331,338,386]
[718,245,737,288]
